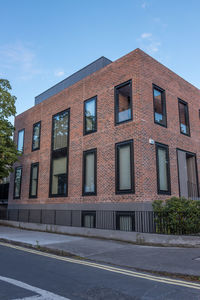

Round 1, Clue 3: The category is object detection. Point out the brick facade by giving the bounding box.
[8,48,200,210]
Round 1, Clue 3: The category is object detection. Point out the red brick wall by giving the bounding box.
[8,49,200,206]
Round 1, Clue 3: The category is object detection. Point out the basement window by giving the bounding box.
[82,211,96,228]
[116,211,135,231]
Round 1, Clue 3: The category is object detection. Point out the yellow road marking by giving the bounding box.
[0,241,200,290]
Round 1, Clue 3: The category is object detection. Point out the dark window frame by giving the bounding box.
[81,211,96,228]
[32,121,41,151]
[83,96,97,135]
[178,98,190,136]
[116,211,135,231]
[49,108,70,198]
[82,148,97,196]
[155,142,171,195]
[115,139,135,194]
[17,129,25,153]
[13,166,22,199]
[152,84,167,128]
[114,80,133,126]
[176,148,199,198]
[29,162,39,198]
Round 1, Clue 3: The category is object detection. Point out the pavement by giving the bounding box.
[0,225,200,278]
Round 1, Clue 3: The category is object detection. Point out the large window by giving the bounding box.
[82,149,97,196]
[178,99,190,136]
[156,143,171,195]
[17,129,24,153]
[116,140,134,194]
[32,121,41,151]
[49,109,70,197]
[14,167,22,199]
[29,163,39,198]
[153,85,167,127]
[115,80,132,125]
[84,96,97,135]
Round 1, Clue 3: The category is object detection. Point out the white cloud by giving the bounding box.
[54,70,65,77]
[141,33,152,39]
[141,2,147,8]
[146,42,161,53]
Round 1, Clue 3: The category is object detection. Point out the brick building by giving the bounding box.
[7,48,200,229]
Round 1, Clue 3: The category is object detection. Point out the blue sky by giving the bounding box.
[1,0,200,120]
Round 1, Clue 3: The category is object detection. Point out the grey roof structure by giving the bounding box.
[35,56,112,105]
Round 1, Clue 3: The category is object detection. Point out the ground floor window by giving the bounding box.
[82,149,97,196]
[14,167,22,199]
[29,163,39,198]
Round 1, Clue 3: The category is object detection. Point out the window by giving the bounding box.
[49,109,70,197]
[116,140,134,194]
[84,96,97,135]
[32,122,41,151]
[156,143,171,194]
[115,80,132,124]
[83,149,97,196]
[116,211,135,231]
[178,99,190,136]
[17,129,24,153]
[82,211,96,228]
[29,163,39,198]
[14,167,22,199]
[153,85,167,127]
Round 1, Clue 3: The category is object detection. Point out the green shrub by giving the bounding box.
[152,197,200,235]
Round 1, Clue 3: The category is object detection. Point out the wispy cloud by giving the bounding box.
[141,2,147,9]
[138,33,161,54]
[141,33,152,39]
[54,70,65,77]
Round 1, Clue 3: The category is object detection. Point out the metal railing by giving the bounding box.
[0,209,200,236]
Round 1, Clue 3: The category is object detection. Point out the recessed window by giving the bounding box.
[156,143,171,195]
[116,211,135,231]
[29,163,39,198]
[82,211,96,228]
[83,149,97,196]
[14,167,22,199]
[32,122,41,151]
[84,96,97,135]
[17,129,24,153]
[115,80,132,124]
[116,140,134,194]
[153,85,167,127]
[178,99,190,136]
[50,109,70,197]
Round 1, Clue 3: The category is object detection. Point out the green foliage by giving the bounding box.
[152,197,200,235]
[0,79,19,179]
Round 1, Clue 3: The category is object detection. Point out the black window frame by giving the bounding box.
[82,148,97,196]
[81,211,96,228]
[115,139,134,194]
[29,162,39,198]
[17,129,25,153]
[83,96,97,135]
[116,211,135,231]
[155,142,171,195]
[32,121,41,151]
[114,80,133,125]
[49,108,70,198]
[13,166,22,199]
[152,84,167,128]
[178,98,190,136]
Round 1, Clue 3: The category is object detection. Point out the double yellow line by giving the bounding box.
[0,241,200,290]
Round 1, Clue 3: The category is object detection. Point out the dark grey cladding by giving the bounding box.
[35,56,112,105]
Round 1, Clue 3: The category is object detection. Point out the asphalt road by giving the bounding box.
[0,243,200,300]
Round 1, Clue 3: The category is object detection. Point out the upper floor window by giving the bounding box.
[14,166,22,199]
[84,96,97,135]
[50,109,70,197]
[29,162,39,198]
[115,140,134,194]
[153,85,167,127]
[155,143,171,195]
[17,129,24,153]
[53,110,69,150]
[178,99,190,136]
[115,80,132,125]
[32,121,41,151]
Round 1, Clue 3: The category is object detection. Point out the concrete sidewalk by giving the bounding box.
[0,225,200,277]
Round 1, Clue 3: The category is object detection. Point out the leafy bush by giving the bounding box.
[152,197,200,235]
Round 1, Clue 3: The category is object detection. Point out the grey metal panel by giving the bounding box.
[8,209,18,221]
[35,56,112,105]
[55,210,71,226]
[71,210,81,227]
[96,210,115,230]
[29,209,41,224]
[18,209,29,222]
[42,210,55,225]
